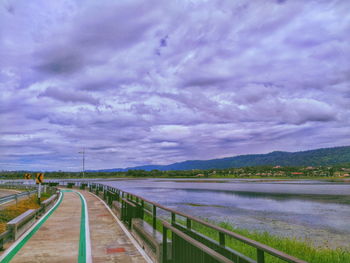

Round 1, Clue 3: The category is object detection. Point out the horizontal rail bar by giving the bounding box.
[163,221,233,263]
[122,198,137,208]
[0,190,37,205]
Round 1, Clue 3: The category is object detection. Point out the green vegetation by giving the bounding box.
[143,213,349,263]
[1,164,350,180]
[192,221,350,263]
[2,146,350,179]
[0,193,51,233]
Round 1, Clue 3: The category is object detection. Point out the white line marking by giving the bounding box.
[87,191,153,263]
[75,191,92,263]
[0,192,63,261]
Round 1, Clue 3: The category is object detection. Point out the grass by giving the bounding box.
[192,221,350,263]
[142,212,350,263]
[0,193,51,233]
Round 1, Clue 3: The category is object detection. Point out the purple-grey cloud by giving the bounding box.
[0,0,349,171]
[39,87,99,105]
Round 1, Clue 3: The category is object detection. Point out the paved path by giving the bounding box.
[0,190,148,263]
[82,191,146,263]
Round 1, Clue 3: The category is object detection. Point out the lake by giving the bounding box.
[100,178,350,249]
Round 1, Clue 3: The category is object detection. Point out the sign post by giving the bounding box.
[38,184,41,204]
[35,173,44,204]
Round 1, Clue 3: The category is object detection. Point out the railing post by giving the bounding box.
[186,218,191,230]
[219,232,225,247]
[140,200,144,220]
[152,205,157,230]
[121,199,125,221]
[162,225,168,263]
[109,192,113,206]
[257,249,265,263]
[171,212,175,226]
[128,202,133,229]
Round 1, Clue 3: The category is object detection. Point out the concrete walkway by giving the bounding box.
[81,191,146,263]
[5,191,81,263]
[0,190,148,263]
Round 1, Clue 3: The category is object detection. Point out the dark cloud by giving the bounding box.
[1,0,349,170]
[35,50,84,75]
[38,87,99,105]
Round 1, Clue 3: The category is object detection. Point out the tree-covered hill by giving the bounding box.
[96,146,350,172]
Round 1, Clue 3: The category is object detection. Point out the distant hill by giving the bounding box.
[92,146,350,172]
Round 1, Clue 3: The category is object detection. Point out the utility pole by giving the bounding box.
[78,149,85,178]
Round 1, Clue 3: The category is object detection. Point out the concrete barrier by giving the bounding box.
[41,193,58,213]
[7,209,37,240]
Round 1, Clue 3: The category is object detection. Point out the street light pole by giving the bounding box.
[78,149,85,178]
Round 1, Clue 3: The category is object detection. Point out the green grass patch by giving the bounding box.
[142,212,350,263]
[191,220,350,263]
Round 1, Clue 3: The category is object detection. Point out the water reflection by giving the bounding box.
[102,179,350,249]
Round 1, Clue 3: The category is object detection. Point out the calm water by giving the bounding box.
[101,178,350,249]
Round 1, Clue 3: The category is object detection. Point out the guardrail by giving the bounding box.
[63,181,308,263]
[0,184,37,191]
[0,190,38,206]
[0,191,58,250]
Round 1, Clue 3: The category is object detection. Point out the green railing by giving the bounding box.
[64,181,308,263]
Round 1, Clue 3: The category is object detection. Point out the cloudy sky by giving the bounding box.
[1,0,349,171]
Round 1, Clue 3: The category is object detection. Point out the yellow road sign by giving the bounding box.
[36,173,44,184]
[24,173,32,179]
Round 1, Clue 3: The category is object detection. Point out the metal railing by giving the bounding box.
[66,181,308,263]
[0,184,37,191]
[0,190,38,206]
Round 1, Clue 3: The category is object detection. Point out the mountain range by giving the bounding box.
[91,146,350,172]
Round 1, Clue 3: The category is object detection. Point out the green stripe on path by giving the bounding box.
[77,192,87,263]
[75,191,91,263]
